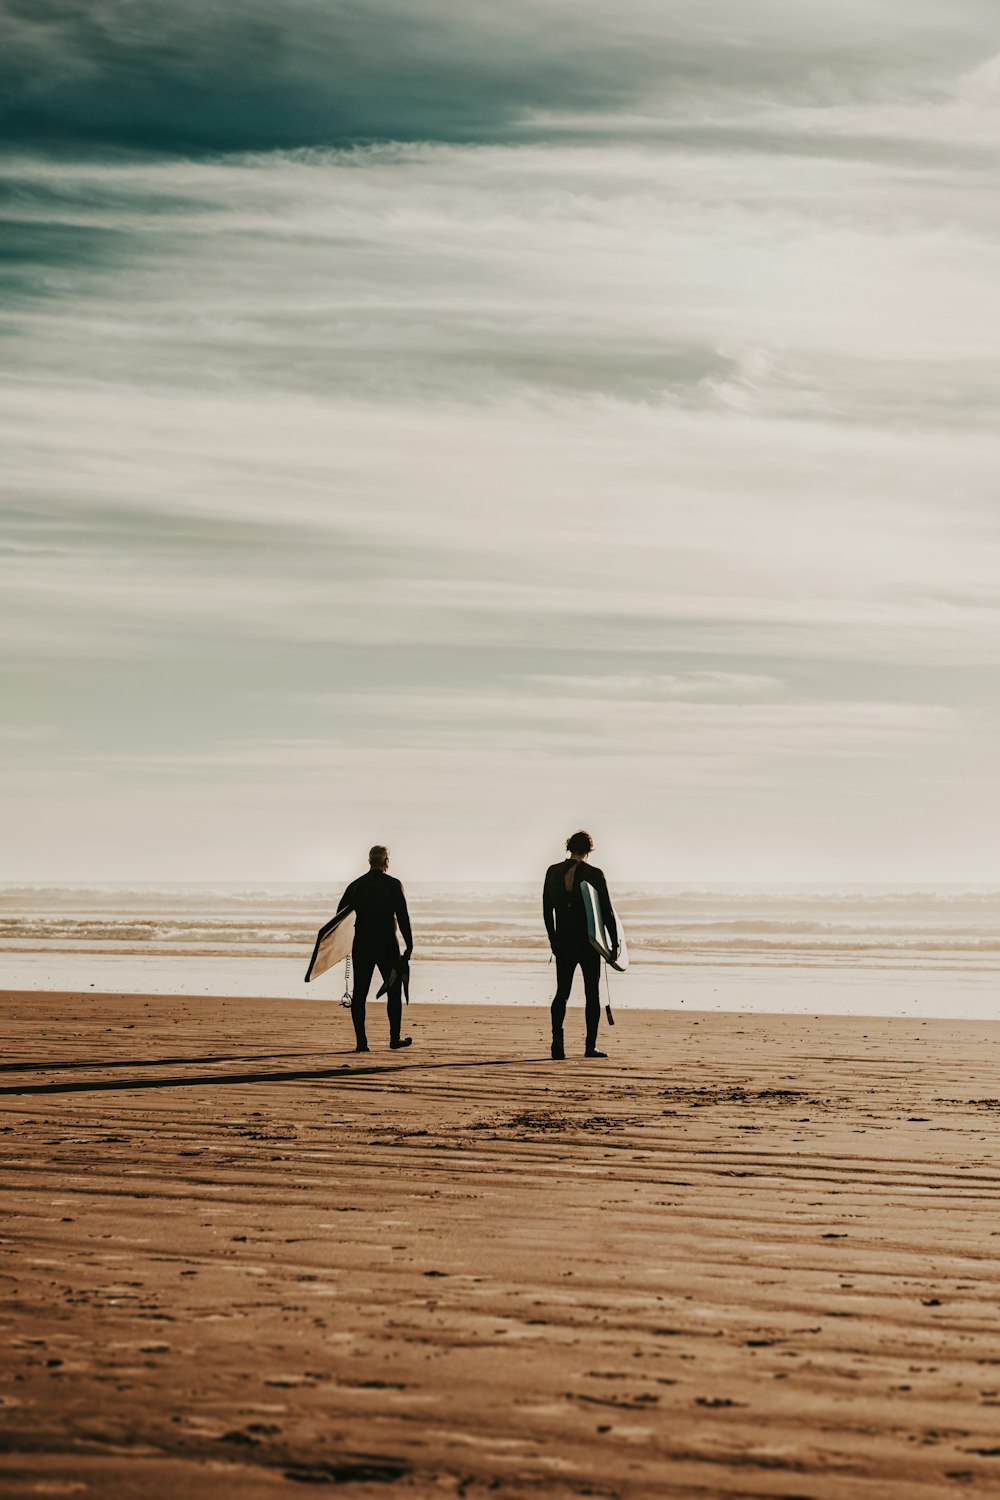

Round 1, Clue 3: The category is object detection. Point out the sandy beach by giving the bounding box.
[3,991,1000,1498]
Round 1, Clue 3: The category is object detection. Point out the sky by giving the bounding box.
[3,0,1000,884]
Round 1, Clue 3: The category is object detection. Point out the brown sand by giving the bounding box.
[2,992,1000,1499]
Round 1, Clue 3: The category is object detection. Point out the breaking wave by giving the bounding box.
[3,883,1000,971]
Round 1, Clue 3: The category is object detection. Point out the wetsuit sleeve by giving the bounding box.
[543,868,558,951]
[596,870,619,951]
[395,883,413,956]
[336,878,356,915]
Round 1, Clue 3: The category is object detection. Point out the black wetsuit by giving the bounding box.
[543,860,618,1053]
[338,871,413,1048]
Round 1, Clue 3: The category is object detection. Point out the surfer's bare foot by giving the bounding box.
[551,1040,565,1060]
[390,1037,412,1050]
[355,1043,370,1053]
[585,1049,608,1058]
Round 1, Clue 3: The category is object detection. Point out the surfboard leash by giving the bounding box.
[604,957,615,1026]
[340,954,353,1008]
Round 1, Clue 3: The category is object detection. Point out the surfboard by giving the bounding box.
[581,882,628,972]
[304,907,356,983]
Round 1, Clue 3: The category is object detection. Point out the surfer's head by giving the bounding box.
[368,844,390,871]
[566,830,593,859]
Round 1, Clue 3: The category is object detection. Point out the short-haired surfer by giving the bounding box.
[338,845,413,1053]
[543,830,618,1061]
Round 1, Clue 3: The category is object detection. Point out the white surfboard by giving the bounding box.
[581,882,628,972]
[304,907,356,983]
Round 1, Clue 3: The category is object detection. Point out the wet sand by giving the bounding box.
[3,991,1000,1498]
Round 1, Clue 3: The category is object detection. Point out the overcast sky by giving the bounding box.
[3,0,1000,883]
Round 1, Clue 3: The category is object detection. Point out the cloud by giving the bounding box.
[330,688,960,757]
[2,0,998,154]
[956,50,1000,105]
[519,672,787,701]
[4,377,1000,678]
[4,138,999,435]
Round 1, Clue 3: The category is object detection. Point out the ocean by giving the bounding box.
[2,883,999,1020]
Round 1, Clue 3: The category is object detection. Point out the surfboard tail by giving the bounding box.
[581,883,629,973]
[304,907,356,983]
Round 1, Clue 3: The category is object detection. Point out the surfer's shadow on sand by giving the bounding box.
[0,1049,323,1075]
[0,1054,571,1096]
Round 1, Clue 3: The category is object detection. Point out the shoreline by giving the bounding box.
[2,946,999,1019]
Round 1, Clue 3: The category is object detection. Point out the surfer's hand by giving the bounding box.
[403,948,413,961]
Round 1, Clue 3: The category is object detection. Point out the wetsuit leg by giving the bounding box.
[351,949,376,1049]
[374,953,403,1042]
[581,945,602,1052]
[551,947,580,1046]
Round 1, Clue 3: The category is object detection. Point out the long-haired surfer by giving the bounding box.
[338,845,413,1053]
[543,830,619,1060]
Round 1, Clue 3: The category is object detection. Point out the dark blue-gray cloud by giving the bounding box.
[2,0,997,154]
[2,0,666,152]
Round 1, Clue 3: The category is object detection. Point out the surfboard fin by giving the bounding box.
[377,956,410,1003]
